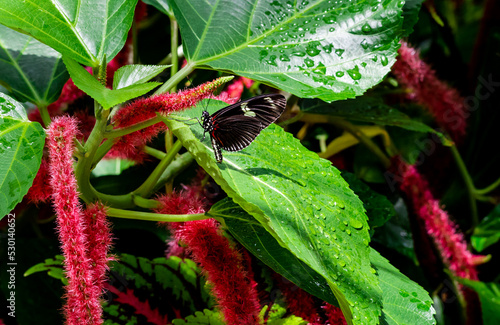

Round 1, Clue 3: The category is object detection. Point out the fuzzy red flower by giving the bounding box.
[392,41,468,141]
[108,77,231,162]
[25,158,51,204]
[83,203,114,292]
[394,158,479,280]
[323,303,347,325]
[275,275,322,324]
[47,116,103,325]
[155,190,261,325]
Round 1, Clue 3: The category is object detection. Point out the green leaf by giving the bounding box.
[24,255,67,285]
[0,0,138,67]
[472,205,500,252]
[63,56,161,109]
[341,171,395,229]
[106,254,213,322]
[402,0,424,37]
[91,158,135,177]
[172,309,224,325]
[370,250,435,325]
[142,0,173,16]
[171,0,405,102]
[211,199,435,325]
[268,315,308,325]
[301,97,439,135]
[372,199,417,262]
[0,93,44,219]
[112,64,170,90]
[211,198,342,306]
[456,278,500,325]
[0,25,69,106]
[162,100,382,325]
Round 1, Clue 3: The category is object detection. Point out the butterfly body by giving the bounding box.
[201,94,286,163]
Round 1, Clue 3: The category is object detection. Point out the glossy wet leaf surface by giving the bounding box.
[171,0,405,102]
[0,0,138,67]
[0,25,69,106]
[0,93,44,219]
[210,199,435,325]
[162,100,382,324]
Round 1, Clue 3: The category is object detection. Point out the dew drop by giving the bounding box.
[291,51,306,57]
[335,71,344,77]
[380,54,389,66]
[304,58,315,67]
[334,48,344,57]
[347,66,362,80]
[280,54,290,61]
[350,219,363,229]
[362,23,372,33]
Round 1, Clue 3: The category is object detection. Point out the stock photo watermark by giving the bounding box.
[5,213,16,318]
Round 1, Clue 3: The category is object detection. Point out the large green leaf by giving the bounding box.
[0,0,138,67]
[170,0,405,102]
[112,64,170,90]
[0,25,69,106]
[371,249,435,325]
[210,198,435,325]
[0,93,44,219]
[341,171,395,229]
[401,0,424,37]
[161,100,382,325]
[63,56,161,109]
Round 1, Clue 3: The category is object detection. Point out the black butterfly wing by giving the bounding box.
[210,94,286,130]
[207,94,286,162]
[210,116,263,152]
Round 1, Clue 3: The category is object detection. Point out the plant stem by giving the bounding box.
[75,102,109,202]
[104,115,164,139]
[302,114,392,168]
[143,146,166,160]
[474,176,500,195]
[170,17,179,92]
[107,207,209,222]
[38,105,51,127]
[155,62,194,95]
[450,144,478,227]
[134,140,183,197]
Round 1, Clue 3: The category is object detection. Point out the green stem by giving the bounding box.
[155,62,195,95]
[75,102,109,203]
[450,145,478,227]
[475,176,500,195]
[153,152,194,193]
[107,207,209,222]
[170,17,179,92]
[143,146,166,160]
[134,140,183,197]
[158,45,184,66]
[105,116,164,139]
[38,105,51,128]
[315,116,392,168]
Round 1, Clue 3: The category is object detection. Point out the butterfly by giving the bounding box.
[200,94,286,163]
